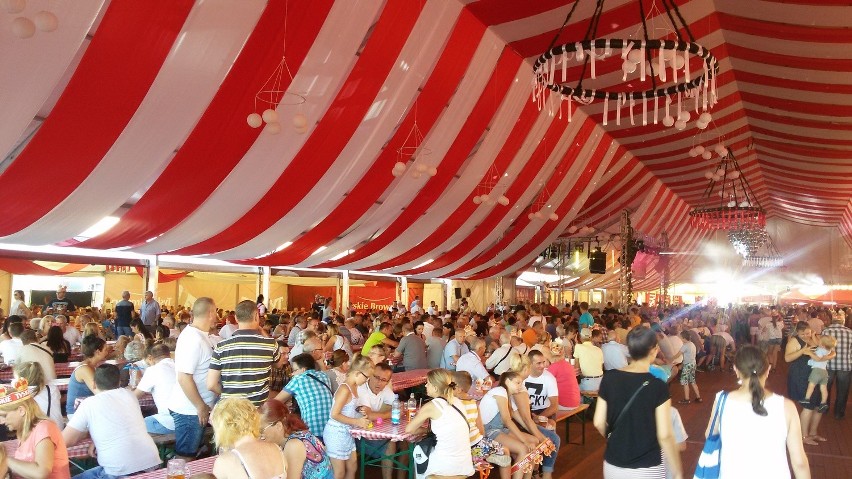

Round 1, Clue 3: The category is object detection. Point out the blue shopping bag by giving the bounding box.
[693,391,728,479]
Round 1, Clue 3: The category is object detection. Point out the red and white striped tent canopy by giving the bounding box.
[1,0,850,285]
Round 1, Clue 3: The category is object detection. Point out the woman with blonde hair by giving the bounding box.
[14,362,63,429]
[0,378,70,478]
[406,369,474,479]
[506,354,561,479]
[211,398,287,479]
[323,323,353,357]
[83,322,103,340]
[323,356,372,479]
[38,315,54,340]
[259,399,333,479]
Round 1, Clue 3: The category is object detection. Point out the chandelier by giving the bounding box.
[728,229,768,258]
[742,233,783,268]
[532,0,719,130]
[689,148,766,230]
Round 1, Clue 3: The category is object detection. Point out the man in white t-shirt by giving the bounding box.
[525,350,559,418]
[168,297,217,460]
[135,343,176,434]
[456,338,489,383]
[0,322,24,365]
[356,363,399,479]
[63,364,161,477]
[57,315,82,346]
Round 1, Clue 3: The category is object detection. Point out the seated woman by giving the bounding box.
[258,399,333,479]
[65,335,109,416]
[0,378,70,479]
[44,326,71,363]
[130,318,154,344]
[406,369,474,479]
[211,398,287,479]
[14,362,64,429]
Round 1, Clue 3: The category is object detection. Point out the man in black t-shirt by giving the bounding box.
[114,290,135,337]
[47,286,77,313]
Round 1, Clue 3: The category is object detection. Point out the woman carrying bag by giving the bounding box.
[593,327,682,479]
[698,346,810,479]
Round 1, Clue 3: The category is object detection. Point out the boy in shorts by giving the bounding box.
[803,335,837,413]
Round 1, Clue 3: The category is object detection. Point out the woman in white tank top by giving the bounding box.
[704,346,810,479]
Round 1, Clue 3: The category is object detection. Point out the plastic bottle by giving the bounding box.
[391,399,400,425]
[407,397,417,421]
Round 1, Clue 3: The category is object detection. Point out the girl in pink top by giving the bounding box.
[0,378,70,479]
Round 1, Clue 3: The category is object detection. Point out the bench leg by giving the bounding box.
[581,407,586,445]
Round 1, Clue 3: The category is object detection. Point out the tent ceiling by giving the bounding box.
[0,0,849,283]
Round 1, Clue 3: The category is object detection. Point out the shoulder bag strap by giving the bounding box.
[607,380,649,438]
[46,385,51,415]
[492,347,513,371]
[437,398,470,430]
[306,372,334,395]
[709,391,728,435]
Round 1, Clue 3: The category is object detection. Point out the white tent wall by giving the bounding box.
[102,272,146,309]
[422,283,443,311]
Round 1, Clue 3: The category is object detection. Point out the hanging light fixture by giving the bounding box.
[247,1,307,134]
[391,106,437,179]
[689,148,766,230]
[728,229,768,258]
[471,164,509,207]
[3,0,59,39]
[532,0,718,129]
[742,233,783,268]
[528,185,558,222]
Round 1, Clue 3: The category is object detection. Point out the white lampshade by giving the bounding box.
[261,109,278,124]
[246,113,263,128]
[11,17,35,39]
[34,11,58,32]
[0,0,26,14]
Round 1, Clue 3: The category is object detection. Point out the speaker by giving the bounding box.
[454,288,462,299]
[589,248,607,274]
[465,288,471,298]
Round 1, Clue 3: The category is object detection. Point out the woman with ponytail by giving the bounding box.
[405,369,474,479]
[707,346,810,478]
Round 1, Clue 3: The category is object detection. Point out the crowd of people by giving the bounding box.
[0,287,848,479]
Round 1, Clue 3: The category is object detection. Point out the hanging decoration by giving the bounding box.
[689,147,766,230]
[531,0,718,130]
[246,0,307,134]
[527,185,558,222]
[391,113,437,179]
[742,232,783,268]
[471,164,509,207]
[3,0,59,39]
[728,228,768,258]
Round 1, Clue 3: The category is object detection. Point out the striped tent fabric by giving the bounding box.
[0,0,849,280]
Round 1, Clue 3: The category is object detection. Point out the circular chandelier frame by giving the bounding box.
[533,38,717,101]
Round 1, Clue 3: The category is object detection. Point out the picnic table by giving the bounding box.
[126,456,217,478]
[0,360,126,381]
[3,437,94,459]
[390,369,429,393]
[350,414,424,479]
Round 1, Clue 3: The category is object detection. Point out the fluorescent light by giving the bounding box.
[413,259,434,269]
[311,246,327,256]
[275,242,293,252]
[330,249,354,261]
[77,216,119,239]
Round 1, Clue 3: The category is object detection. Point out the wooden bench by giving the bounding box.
[554,403,590,445]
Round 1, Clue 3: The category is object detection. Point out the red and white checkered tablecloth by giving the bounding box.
[3,438,93,459]
[350,415,424,442]
[0,360,128,381]
[390,369,429,393]
[125,456,217,479]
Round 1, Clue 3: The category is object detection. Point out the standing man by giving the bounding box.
[825,311,851,420]
[578,302,594,328]
[410,295,422,314]
[207,300,281,406]
[114,290,135,338]
[140,291,161,333]
[169,297,217,460]
[48,286,76,313]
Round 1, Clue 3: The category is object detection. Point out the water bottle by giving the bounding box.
[407,397,417,421]
[391,399,400,425]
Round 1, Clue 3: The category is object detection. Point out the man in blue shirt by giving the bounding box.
[578,302,594,328]
[139,291,161,332]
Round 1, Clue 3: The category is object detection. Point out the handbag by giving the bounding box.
[693,391,728,479]
[412,398,468,479]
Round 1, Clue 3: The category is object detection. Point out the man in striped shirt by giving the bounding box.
[207,300,282,406]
